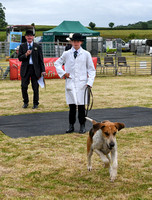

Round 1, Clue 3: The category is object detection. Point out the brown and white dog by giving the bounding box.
[86,117,125,182]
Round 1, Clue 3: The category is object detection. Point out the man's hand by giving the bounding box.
[87,84,92,88]
[64,73,70,78]
[25,50,32,57]
[42,72,46,76]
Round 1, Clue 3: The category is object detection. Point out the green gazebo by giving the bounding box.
[43,20,100,49]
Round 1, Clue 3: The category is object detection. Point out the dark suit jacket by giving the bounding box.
[18,42,45,78]
[65,44,72,51]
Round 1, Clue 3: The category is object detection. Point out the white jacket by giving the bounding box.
[54,47,96,105]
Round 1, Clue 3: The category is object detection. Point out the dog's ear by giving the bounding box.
[92,120,97,125]
[93,123,105,132]
[115,122,125,131]
[89,128,95,139]
[102,120,110,123]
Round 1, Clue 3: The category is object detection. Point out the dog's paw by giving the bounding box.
[87,165,92,171]
[110,167,117,182]
[110,175,117,182]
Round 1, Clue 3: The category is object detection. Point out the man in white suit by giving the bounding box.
[54,33,96,133]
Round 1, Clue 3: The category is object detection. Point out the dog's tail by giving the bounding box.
[85,117,97,125]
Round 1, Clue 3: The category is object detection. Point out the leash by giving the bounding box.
[84,85,93,117]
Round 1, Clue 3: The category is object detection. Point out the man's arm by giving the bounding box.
[87,52,96,87]
[38,45,46,75]
[54,52,67,78]
[18,45,27,61]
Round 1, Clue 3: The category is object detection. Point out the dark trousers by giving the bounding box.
[21,65,39,105]
[69,104,86,125]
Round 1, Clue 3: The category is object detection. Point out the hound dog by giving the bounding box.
[86,117,125,182]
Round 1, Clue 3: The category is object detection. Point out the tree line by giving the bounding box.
[89,21,152,30]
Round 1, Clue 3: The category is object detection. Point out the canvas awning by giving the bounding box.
[43,21,100,42]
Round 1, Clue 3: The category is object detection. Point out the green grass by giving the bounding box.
[0,76,152,199]
[1,76,152,115]
[1,27,152,41]
[0,31,7,41]
[99,29,152,41]
[0,126,151,199]
[1,76,152,116]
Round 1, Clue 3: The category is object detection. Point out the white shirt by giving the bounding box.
[71,47,81,57]
[27,41,33,64]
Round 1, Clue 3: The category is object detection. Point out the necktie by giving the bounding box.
[29,44,32,50]
[28,44,33,64]
[74,51,78,59]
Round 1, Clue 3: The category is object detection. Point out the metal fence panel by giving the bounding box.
[1,42,152,78]
[0,42,67,59]
[0,42,10,58]
[38,42,66,57]
[96,55,152,76]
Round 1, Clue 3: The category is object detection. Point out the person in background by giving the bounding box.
[65,33,73,51]
[10,46,19,58]
[55,33,96,134]
[18,30,46,109]
[2,46,20,79]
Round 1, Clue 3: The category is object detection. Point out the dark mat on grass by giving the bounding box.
[0,106,152,138]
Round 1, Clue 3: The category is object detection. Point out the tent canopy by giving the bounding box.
[43,21,100,42]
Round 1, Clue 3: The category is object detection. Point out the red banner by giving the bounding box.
[9,57,97,80]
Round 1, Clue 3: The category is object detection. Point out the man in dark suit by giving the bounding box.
[65,33,73,51]
[18,30,46,109]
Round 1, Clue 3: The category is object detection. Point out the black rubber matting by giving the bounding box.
[0,106,152,138]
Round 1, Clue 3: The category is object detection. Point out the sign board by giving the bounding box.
[140,61,147,69]
[9,32,22,55]
[9,57,97,80]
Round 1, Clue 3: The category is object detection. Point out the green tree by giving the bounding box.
[141,22,148,29]
[89,22,96,29]
[0,3,7,28]
[109,22,114,29]
[128,33,137,39]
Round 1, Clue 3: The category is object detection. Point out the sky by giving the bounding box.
[1,0,152,27]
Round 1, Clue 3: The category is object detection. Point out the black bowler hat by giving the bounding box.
[25,30,34,36]
[71,33,84,41]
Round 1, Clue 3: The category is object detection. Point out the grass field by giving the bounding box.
[1,28,152,41]
[0,76,152,199]
[1,76,152,116]
[34,29,152,41]
[98,29,152,41]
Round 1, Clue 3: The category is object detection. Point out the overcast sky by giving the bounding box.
[1,0,152,27]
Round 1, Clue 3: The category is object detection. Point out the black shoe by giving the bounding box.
[22,103,28,109]
[66,124,74,133]
[79,124,86,134]
[32,105,38,109]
